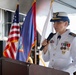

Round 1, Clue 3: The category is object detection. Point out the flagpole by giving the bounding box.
[50,0,54,32]
[17,0,19,5]
[34,0,37,64]
[51,0,54,7]
[34,40,37,64]
[17,0,19,2]
[38,0,54,66]
[34,0,36,2]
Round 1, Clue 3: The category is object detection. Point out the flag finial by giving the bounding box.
[50,0,54,7]
[17,0,19,4]
[17,0,19,2]
[34,0,36,2]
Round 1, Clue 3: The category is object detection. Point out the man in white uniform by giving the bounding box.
[41,12,76,75]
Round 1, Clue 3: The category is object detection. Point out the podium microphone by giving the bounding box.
[40,33,55,51]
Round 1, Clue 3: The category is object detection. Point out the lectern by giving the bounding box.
[0,57,70,75]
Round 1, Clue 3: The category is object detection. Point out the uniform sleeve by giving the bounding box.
[71,37,76,64]
[63,37,76,73]
[42,44,50,62]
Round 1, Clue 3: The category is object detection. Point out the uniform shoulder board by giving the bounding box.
[69,32,76,37]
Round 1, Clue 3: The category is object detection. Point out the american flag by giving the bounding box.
[3,4,20,59]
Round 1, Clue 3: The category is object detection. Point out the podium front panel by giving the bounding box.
[0,57,70,75]
[29,64,69,75]
[1,57,30,75]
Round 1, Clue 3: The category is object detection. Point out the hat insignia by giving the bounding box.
[56,12,59,17]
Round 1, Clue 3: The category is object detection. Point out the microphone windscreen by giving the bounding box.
[47,33,55,41]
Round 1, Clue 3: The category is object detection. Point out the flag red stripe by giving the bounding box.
[4,43,16,59]
[4,51,9,58]
[9,46,15,59]
[9,31,20,35]
[8,37,19,42]
[11,25,20,29]
[4,43,10,50]
[11,43,16,52]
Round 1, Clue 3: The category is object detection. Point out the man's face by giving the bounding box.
[53,21,68,33]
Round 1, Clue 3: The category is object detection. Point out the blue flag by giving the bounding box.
[16,1,36,62]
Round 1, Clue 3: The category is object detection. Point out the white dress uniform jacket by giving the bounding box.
[42,29,76,74]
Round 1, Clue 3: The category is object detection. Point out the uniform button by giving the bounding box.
[52,66,54,68]
[52,59,54,62]
[54,48,56,50]
[53,54,55,56]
